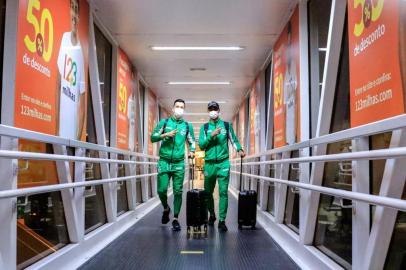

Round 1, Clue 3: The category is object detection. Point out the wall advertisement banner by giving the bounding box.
[116,48,136,151]
[15,0,89,141]
[348,0,406,127]
[147,90,158,155]
[272,6,300,148]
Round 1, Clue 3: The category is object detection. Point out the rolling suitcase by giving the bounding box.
[238,157,257,230]
[186,158,208,238]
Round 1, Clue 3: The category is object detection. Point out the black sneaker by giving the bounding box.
[172,219,181,231]
[208,215,216,226]
[161,207,171,224]
[218,221,228,232]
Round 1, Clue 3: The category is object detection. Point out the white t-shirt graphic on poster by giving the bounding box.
[284,60,297,145]
[127,95,136,151]
[57,32,85,140]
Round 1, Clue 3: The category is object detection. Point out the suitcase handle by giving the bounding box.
[239,156,243,191]
[189,157,195,190]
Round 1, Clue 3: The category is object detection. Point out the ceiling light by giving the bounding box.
[185,101,227,104]
[151,46,244,51]
[167,81,231,85]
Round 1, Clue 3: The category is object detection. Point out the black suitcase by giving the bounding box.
[238,158,257,230]
[186,159,208,237]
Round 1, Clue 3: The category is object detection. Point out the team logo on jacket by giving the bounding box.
[180,129,186,136]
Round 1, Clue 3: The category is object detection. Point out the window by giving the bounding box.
[85,89,107,233]
[314,140,352,269]
[16,141,69,269]
[284,150,300,233]
[94,24,112,146]
[308,0,332,137]
[117,154,129,215]
[266,155,277,215]
[385,185,406,270]
[313,6,352,268]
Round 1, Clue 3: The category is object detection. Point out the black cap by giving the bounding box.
[208,101,220,110]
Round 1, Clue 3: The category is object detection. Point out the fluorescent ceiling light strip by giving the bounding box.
[151,46,244,51]
[185,101,227,104]
[168,81,230,85]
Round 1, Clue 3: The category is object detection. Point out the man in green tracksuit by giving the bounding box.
[150,99,195,231]
[199,101,245,232]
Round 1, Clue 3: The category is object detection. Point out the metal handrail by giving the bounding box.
[0,173,158,199]
[0,150,158,165]
[238,113,406,160]
[232,147,406,166]
[231,171,406,212]
[0,124,159,160]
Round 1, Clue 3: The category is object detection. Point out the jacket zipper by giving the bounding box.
[170,121,177,164]
[215,122,218,163]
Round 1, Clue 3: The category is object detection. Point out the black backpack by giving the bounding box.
[162,118,190,137]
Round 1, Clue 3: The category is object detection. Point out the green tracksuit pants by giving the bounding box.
[204,159,230,221]
[157,159,185,217]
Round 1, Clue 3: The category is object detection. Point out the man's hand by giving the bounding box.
[163,129,177,138]
[211,127,222,137]
[238,150,246,158]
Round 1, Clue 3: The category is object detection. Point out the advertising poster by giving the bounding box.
[348,0,406,127]
[272,6,300,148]
[15,0,89,188]
[238,100,246,149]
[147,90,158,155]
[15,0,89,141]
[249,84,257,154]
[116,48,136,151]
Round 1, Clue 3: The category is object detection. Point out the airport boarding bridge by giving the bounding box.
[0,0,406,269]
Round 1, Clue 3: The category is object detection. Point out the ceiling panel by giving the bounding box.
[90,0,297,121]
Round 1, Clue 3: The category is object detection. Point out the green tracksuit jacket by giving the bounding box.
[199,119,242,221]
[150,116,195,217]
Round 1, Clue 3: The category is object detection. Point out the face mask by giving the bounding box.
[174,108,184,119]
[209,110,219,119]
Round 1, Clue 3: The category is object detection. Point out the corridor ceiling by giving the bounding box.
[90,0,297,132]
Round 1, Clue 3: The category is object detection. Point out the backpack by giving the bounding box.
[162,118,190,138]
[204,121,230,143]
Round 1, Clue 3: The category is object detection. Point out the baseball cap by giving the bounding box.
[207,101,220,110]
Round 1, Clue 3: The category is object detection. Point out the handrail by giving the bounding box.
[0,124,159,160]
[231,171,406,212]
[0,173,158,199]
[0,150,158,165]
[237,114,406,160]
[232,147,406,166]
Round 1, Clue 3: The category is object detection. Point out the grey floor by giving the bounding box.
[79,180,300,270]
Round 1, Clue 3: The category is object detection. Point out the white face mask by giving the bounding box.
[209,110,219,119]
[173,108,184,119]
